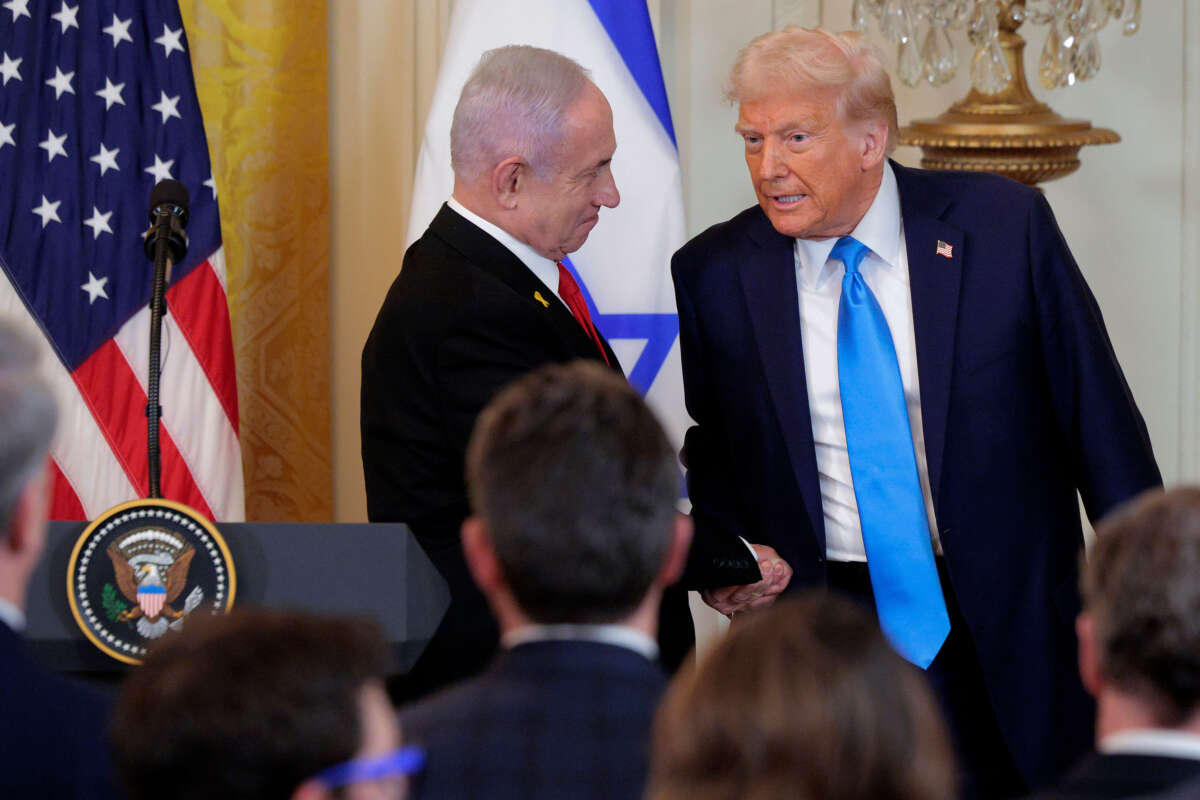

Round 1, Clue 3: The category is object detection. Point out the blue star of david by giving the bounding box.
[560,256,678,394]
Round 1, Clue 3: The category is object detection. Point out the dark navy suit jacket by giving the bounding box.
[1031,752,1200,800]
[671,163,1162,787]
[0,621,119,799]
[401,639,666,800]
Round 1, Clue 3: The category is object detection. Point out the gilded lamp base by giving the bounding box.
[899,28,1119,186]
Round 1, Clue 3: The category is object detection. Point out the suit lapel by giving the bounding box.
[739,210,827,547]
[428,204,619,373]
[893,163,963,505]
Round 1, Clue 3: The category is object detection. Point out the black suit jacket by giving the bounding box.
[0,621,119,799]
[1032,753,1200,800]
[362,205,695,697]
[671,163,1162,787]
[401,639,666,800]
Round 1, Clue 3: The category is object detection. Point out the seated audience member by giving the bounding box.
[0,319,119,800]
[1035,487,1200,800]
[112,609,420,800]
[400,360,693,800]
[646,593,956,800]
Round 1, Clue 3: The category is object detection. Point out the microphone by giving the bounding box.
[143,179,190,499]
[143,179,190,267]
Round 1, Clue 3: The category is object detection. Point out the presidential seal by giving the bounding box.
[67,498,236,665]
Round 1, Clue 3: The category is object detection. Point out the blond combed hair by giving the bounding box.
[726,27,899,154]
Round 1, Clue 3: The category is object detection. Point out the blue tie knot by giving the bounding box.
[830,236,870,276]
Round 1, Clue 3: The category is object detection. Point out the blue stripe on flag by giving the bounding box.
[586,0,676,146]
[561,256,678,395]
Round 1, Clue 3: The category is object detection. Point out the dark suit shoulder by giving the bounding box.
[892,161,1042,222]
[0,630,119,800]
[672,204,769,278]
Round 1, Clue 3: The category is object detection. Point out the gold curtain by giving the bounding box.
[179,0,332,521]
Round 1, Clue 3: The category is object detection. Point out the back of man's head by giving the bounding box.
[450,44,593,181]
[1083,487,1200,726]
[112,609,394,800]
[465,360,679,625]
[0,319,56,544]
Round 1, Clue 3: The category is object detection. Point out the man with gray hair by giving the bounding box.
[0,319,119,799]
[671,25,1159,797]
[363,44,664,702]
[1034,487,1200,800]
[400,360,692,800]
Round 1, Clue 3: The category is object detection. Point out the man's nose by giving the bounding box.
[758,139,787,181]
[597,170,619,208]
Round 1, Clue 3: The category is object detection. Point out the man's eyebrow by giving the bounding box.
[735,117,819,135]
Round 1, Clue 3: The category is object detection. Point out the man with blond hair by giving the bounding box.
[671,26,1160,796]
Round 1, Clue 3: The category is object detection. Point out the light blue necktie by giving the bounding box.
[833,236,949,668]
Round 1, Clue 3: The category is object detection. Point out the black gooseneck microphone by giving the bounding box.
[143,179,190,499]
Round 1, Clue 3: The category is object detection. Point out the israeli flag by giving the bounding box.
[406,0,689,452]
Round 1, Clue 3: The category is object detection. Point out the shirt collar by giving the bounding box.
[501,623,660,662]
[795,161,903,291]
[0,597,25,632]
[447,196,561,295]
[1100,729,1200,761]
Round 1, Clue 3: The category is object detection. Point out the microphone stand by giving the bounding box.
[143,185,189,499]
[146,238,172,499]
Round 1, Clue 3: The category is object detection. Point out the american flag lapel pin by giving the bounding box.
[936,240,953,259]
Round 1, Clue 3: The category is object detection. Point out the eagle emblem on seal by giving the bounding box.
[106,528,205,639]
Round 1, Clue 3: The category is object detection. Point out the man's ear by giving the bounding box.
[462,516,503,595]
[2,464,49,561]
[655,513,694,588]
[1077,611,1105,698]
[491,157,526,209]
[858,118,889,171]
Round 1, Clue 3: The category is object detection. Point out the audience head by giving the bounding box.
[0,318,56,601]
[1079,487,1200,730]
[463,360,689,630]
[112,609,417,800]
[647,593,956,800]
[726,27,895,240]
[450,45,619,261]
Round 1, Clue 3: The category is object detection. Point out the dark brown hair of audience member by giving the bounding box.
[465,359,678,624]
[111,609,390,800]
[1083,487,1200,725]
[646,593,956,800]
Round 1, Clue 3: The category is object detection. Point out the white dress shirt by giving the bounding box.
[447,196,569,312]
[502,623,659,662]
[1100,729,1200,761]
[0,596,25,632]
[793,163,942,562]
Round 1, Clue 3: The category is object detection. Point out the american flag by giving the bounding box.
[936,239,953,259]
[0,0,243,521]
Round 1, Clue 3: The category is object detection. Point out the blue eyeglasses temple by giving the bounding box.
[313,746,426,788]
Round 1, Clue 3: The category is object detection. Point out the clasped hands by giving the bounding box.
[700,544,793,618]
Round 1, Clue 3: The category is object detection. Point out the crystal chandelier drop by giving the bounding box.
[854,0,1140,91]
[854,0,1142,185]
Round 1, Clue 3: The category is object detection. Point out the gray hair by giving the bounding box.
[1085,487,1200,723]
[465,361,678,624]
[450,45,593,181]
[726,27,899,155]
[0,319,57,535]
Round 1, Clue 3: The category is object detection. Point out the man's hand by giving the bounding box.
[700,544,793,617]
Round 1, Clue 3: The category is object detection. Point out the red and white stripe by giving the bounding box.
[0,249,244,521]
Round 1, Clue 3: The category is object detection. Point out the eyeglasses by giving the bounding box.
[311,746,425,794]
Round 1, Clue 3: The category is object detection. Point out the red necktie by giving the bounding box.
[557,262,610,366]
